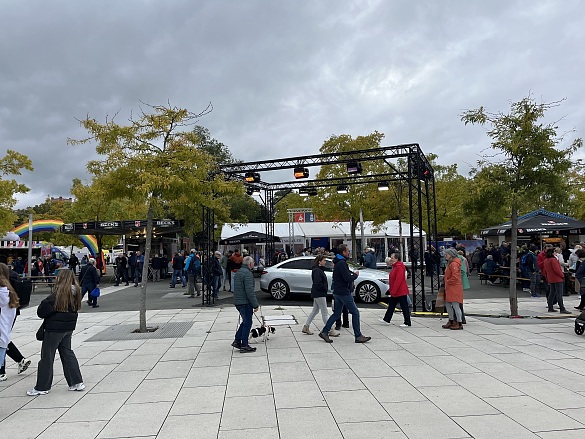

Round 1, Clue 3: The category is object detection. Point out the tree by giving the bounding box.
[461,95,582,316]
[313,132,386,260]
[69,103,239,331]
[0,150,33,236]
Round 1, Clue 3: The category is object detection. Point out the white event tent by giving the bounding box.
[219,220,425,264]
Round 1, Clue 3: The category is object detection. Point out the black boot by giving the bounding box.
[575,297,585,310]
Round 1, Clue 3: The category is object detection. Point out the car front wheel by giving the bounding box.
[355,281,380,303]
[268,279,290,300]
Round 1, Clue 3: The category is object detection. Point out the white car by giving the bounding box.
[260,256,389,303]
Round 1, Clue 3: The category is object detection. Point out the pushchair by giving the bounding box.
[575,310,585,335]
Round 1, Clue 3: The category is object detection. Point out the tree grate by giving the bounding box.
[85,321,195,342]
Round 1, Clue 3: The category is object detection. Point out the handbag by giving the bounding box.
[36,322,45,341]
[435,286,446,308]
[90,287,101,297]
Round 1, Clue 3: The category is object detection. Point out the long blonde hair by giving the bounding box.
[0,263,19,308]
[53,269,81,312]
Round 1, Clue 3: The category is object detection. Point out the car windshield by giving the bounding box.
[347,261,365,270]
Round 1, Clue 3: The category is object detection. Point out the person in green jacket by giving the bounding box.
[231,256,259,353]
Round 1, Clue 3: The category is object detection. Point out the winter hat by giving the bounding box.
[445,248,459,259]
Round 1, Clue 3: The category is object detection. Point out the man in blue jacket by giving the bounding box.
[319,244,371,343]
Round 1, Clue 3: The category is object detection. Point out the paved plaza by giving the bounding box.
[2,281,585,438]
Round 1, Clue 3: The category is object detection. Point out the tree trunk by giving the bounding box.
[509,203,519,316]
[139,202,153,332]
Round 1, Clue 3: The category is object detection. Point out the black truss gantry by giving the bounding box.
[204,143,439,311]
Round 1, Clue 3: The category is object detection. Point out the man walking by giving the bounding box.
[232,256,259,353]
[319,244,371,343]
[170,251,186,288]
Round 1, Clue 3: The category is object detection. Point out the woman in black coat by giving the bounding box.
[78,258,100,308]
[27,269,84,396]
[301,255,339,337]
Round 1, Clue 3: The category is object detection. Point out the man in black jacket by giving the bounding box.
[319,244,371,344]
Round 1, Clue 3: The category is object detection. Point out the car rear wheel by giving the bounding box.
[268,279,290,300]
[355,281,380,303]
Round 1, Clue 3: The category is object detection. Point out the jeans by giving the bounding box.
[382,295,411,325]
[212,275,220,298]
[322,294,362,339]
[0,348,6,370]
[135,266,143,285]
[548,282,565,310]
[530,271,540,295]
[35,331,83,391]
[221,267,227,288]
[305,297,329,327]
[171,269,186,287]
[235,304,254,347]
[445,302,463,322]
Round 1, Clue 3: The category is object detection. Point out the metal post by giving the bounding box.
[27,214,33,277]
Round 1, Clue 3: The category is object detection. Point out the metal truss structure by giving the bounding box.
[206,143,439,311]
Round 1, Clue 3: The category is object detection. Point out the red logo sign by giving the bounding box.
[295,213,305,222]
[135,221,141,227]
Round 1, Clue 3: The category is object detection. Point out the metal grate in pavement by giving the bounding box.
[85,321,195,341]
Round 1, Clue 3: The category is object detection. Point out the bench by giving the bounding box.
[27,275,57,292]
[479,273,530,286]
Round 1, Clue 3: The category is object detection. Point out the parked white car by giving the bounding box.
[260,256,389,303]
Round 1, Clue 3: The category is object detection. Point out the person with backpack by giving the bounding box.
[185,250,201,297]
[542,248,570,314]
[521,245,539,297]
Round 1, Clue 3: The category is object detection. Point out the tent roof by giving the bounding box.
[219,231,280,245]
[221,220,424,240]
[480,209,585,236]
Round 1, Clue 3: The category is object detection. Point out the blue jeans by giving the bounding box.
[0,347,6,369]
[322,294,362,339]
[171,269,186,287]
[235,304,254,347]
[212,275,220,297]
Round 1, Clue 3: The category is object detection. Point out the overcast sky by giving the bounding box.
[1,0,584,209]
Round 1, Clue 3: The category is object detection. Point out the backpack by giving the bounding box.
[187,255,200,274]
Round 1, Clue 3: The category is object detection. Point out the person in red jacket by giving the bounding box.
[542,248,570,314]
[537,244,553,301]
[378,253,411,327]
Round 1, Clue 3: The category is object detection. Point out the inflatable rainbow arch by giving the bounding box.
[11,220,99,256]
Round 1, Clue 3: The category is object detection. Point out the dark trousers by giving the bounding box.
[335,304,349,327]
[234,304,253,347]
[548,282,565,310]
[382,295,412,325]
[115,268,128,285]
[323,294,362,338]
[0,342,25,374]
[35,331,83,391]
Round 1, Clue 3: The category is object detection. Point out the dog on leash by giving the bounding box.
[250,325,276,339]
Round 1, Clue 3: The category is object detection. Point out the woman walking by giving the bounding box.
[543,248,571,314]
[302,255,339,337]
[27,269,85,396]
[442,248,464,330]
[378,253,411,327]
[0,263,19,374]
[79,258,100,308]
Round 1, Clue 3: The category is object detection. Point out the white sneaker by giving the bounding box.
[69,383,86,391]
[378,318,391,325]
[328,329,340,337]
[399,324,410,328]
[27,388,49,396]
[522,288,531,293]
[18,358,31,374]
[0,373,6,381]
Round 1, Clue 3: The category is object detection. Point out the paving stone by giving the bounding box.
[453,413,539,439]
[323,389,389,423]
[277,406,343,439]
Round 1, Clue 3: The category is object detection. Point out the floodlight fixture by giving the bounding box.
[298,187,309,196]
[245,172,261,183]
[336,185,349,194]
[346,161,362,174]
[378,181,390,191]
[293,167,310,179]
[246,186,261,196]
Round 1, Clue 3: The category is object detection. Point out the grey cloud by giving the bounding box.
[1,0,584,208]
